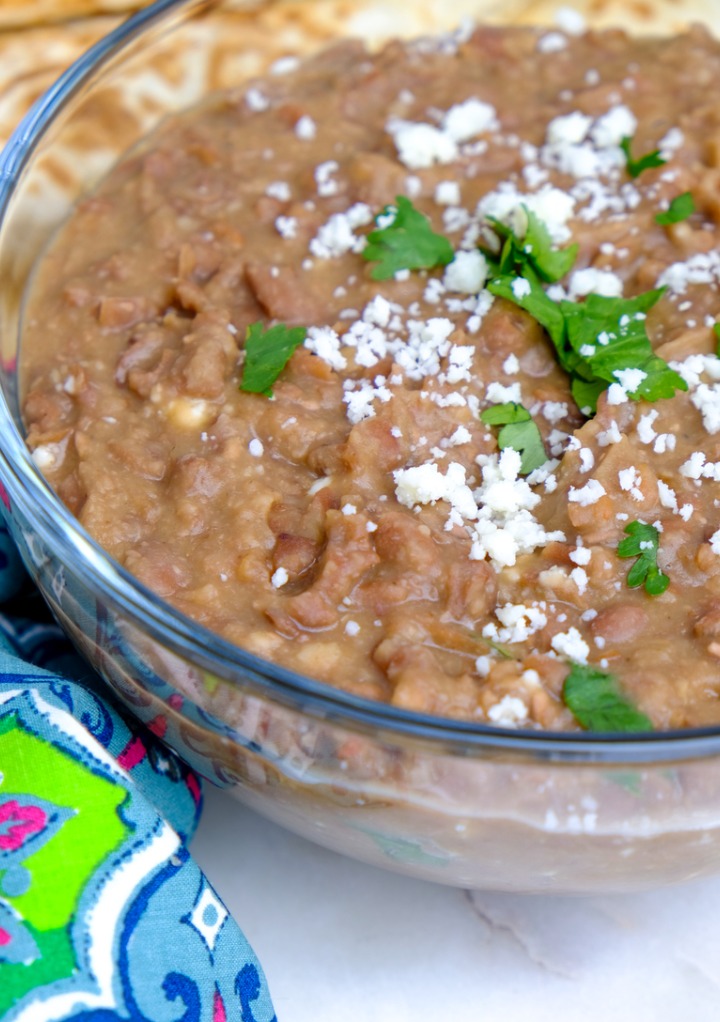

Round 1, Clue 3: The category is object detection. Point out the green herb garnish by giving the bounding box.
[488,275,687,414]
[240,321,307,396]
[620,135,667,179]
[617,520,669,595]
[563,662,654,732]
[714,322,720,358]
[655,192,695,225]
[560,289,686,409]
[480,402,547,474]
[484,206,578,284]
[362,195,454,280]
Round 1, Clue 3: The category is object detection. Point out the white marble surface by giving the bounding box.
[192,784,720,1021]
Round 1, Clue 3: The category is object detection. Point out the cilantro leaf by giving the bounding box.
[487,274,567,354]
[655,192,695,225]
[240,321,307,397]
[714,322,720,358]
[490,271,687,415]
[571,376,608,416]
[480,402,547,474]
[484,207,578,284]
[563,662,654,732]
[362,195,454,280]
[559,289,687,407]
[617,520,669,596]
[620,135,667,179]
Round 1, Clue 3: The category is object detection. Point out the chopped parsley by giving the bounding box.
[240,321,307,397]
[620,135,667,179]
[617,520,670,596]
[484,207,578,284]
[480,402,547,474]
[563,662,654,732]
[362,195,454,280]
[489,274,687,414]
[655,191,695,225]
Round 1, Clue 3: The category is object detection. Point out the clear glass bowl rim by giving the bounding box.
[1,0,720,763]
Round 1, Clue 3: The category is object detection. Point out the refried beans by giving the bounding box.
[20,22,720,732]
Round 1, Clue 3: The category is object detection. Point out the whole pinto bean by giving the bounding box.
[590,604,649,645]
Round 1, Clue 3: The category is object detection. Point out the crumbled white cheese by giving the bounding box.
[690,383,720,435]
[441,98,499,142]
[304,326,347,371]
[487,695,529,727]
[246,87,270,112]
[275,215,297,239]
[568,480,606,506]
[483,602,548,644]
[394,460,477,521]
[266,180,291,201]
[551,627,590,663]
[636,409,659,444]
[388,119,458,169]
[570,567,589,595]
[537,31,567,54]
[443,249,489,294]
[271,567,289,588]
[569,267,623,299]
[569,545,592,566]
[434,180,462,206]
[486,380,522,404]
[248,438,264,457]
[590,105,637,148]
[476,182,576,243]
[542,401,569,425]
[546,112,593,147]
[469,449,564,568]
[618,465,644,501]
[657,250,720,294]
[613,367,647,397]
[294,114,317,140]
[315,160,340,197]
[475,655,491,677]
[511,277,532,299]
[445,425,472,447]
[597,420,622,446]
[309,203,373,259]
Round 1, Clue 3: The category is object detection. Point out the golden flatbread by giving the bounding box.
[2,0,720,148]
[0,1,139,29]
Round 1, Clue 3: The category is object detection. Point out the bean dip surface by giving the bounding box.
[21,22,720,732]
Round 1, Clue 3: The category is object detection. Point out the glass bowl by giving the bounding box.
[1,0,720,894]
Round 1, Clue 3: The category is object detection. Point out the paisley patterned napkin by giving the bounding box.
[0,518,277,1022]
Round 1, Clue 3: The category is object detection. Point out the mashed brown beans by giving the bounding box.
[21,23,720,731]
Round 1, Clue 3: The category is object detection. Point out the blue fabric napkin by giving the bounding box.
[0,517,277,1022]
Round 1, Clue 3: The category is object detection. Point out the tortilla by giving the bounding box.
[0,1,139,28]
[1,0,719,150]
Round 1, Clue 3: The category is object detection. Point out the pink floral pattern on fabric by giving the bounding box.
[0,800,48,852]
